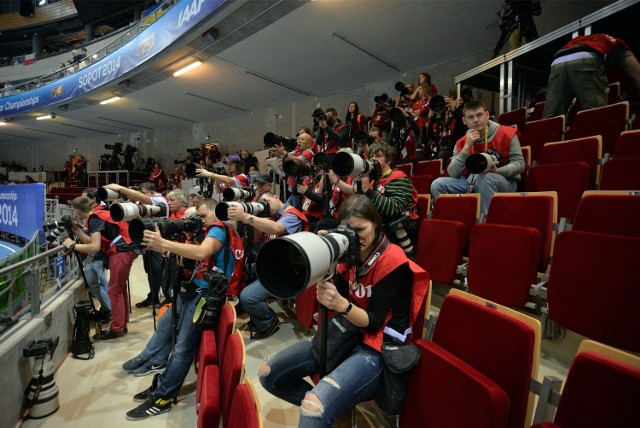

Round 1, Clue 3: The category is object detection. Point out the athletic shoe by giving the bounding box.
[133,361,167,377]
[135,297,154,308]
[251,311,280,340]
[125,397,172,420]
[133,374,159,402]
[96,329,126,340]
[122,355,147,373]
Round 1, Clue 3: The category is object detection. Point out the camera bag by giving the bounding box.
[311,314,362,373]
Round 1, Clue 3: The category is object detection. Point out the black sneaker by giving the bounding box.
[96,329,126,340]
[133,361,167,377]
[123,355,147,373]
[133,386,154,403]
[126,397,172,420]
[135,297,154,308]
[251,312,280,340]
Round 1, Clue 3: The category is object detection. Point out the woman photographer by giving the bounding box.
[259,195,428,427]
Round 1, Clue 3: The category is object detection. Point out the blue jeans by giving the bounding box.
[153,291,205,399]
[239,279,275,331]
[84,258,110,311]
[139,305,174,365]
[260,339,382,428]
[431,173,517,214]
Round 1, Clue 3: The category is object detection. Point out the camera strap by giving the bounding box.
[355,234,389,282]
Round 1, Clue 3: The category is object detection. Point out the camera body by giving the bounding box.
[43,214,73,243]
[395,81,410,96]
[104,142,123,154]
[353,131,373,146]
[263,132,297,152]
[23,337,59,358]
[128,215,204,247]
[193,268,228,325]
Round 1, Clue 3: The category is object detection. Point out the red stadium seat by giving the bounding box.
[400,294,539,428]
[526,162,590,222]
[613,129,640,158]
[220,331,246,425]
[521,116,565,164]
[499,107,527,133]
[599,156,640,190]
[563,101,629,156]
[467,223,542,307]
[197,365,221,428]
[532,340,640,428]
[396,162,413,177]
[414,159,442,177]
[485,192,557,273]
[546,231,640,352]
[226,379,262,428]
[537,136,602,189]
[527,102,545,122]
[572,190,640,237]
[410,174,435,195]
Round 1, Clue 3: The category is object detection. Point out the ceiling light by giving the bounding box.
[36,114,54,120]
[100,96,121,105]
[173,61,202,77]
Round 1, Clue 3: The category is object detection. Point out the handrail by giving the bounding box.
[0,246,62,277]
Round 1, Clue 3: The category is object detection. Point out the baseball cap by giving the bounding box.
[253,173,272,183]
[224,154,243,164]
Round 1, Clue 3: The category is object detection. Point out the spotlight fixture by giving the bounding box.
[36,114,55,120]
[100,96,121,105]
[173,61,202,77]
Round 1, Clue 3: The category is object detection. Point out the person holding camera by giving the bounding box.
[125,198,240,420]
[431,100,525,215]
[104,182,173,308]
[370,95,391,141]
[344,102,367,149]
[148,163,167,193]
[274,131,315,209]
[63,196,138,340]
[259,195,429,426]
[315,108,348,155]
[387,106,421,161]
[195,153,249,194]
[228,192,309,339]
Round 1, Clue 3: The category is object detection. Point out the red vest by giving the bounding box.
[169,206,186,220]
[301,179,324,220]
[90,208,132,255]
[194,222,246,296]
[376,170,419,220]
[337,243,430,351]
[455,124,516,177]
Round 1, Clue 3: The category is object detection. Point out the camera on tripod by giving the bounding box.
[104,143,123,154]
[192,268,228,325]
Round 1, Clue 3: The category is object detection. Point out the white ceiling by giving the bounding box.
[0,0,611,145]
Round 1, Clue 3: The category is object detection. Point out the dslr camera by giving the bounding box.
[465,149,504,174]
[193,268,228,325]
[43,215,73,243]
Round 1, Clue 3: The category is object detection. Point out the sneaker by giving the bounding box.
[135,297,154,308]
[123,355,147,373]
[133,361,167,377]
[133,374,159,402]
[125,397,172,420]
[251,312,280,340]
[96,329,126,340]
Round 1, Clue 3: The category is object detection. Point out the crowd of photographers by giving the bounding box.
[36,71,529,422]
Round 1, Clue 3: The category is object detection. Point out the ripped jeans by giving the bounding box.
[259,338,382,428]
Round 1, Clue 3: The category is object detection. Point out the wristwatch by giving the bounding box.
[248,216,255,225]
[69,243,76,251]
[339,301,353,316]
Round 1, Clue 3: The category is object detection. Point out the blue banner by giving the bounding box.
[0,183,45,240]
[0,0,227,118]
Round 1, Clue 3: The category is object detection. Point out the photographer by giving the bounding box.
[228,192,309,340]
[104,182,172,308]
[147,163,167,193]
[259,195,429,426]
[274,131,315,208]
[195,153,249,194]
[387,106,420,161]
[370,95,391,140]
[63,197,138,340]
[125,198,239,420]
[315,107,348,155]
[331,143,418,256]
[431,100,525,215]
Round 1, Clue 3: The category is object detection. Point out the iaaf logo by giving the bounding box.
[178,0,205,29]
[234,249,244,260]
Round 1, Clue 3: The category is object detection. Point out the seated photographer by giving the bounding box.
[259,195,429,427]
[63,196,138,340]
[195,153,249,193]
[431,100,525,215]
[125,198,240,420]
[105,182,172,308]
[228,192,309,340]
[329,143,418,256]
[298,161,329,232]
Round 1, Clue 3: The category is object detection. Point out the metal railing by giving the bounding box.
[0,230,81,334]
[0,0,179,95]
